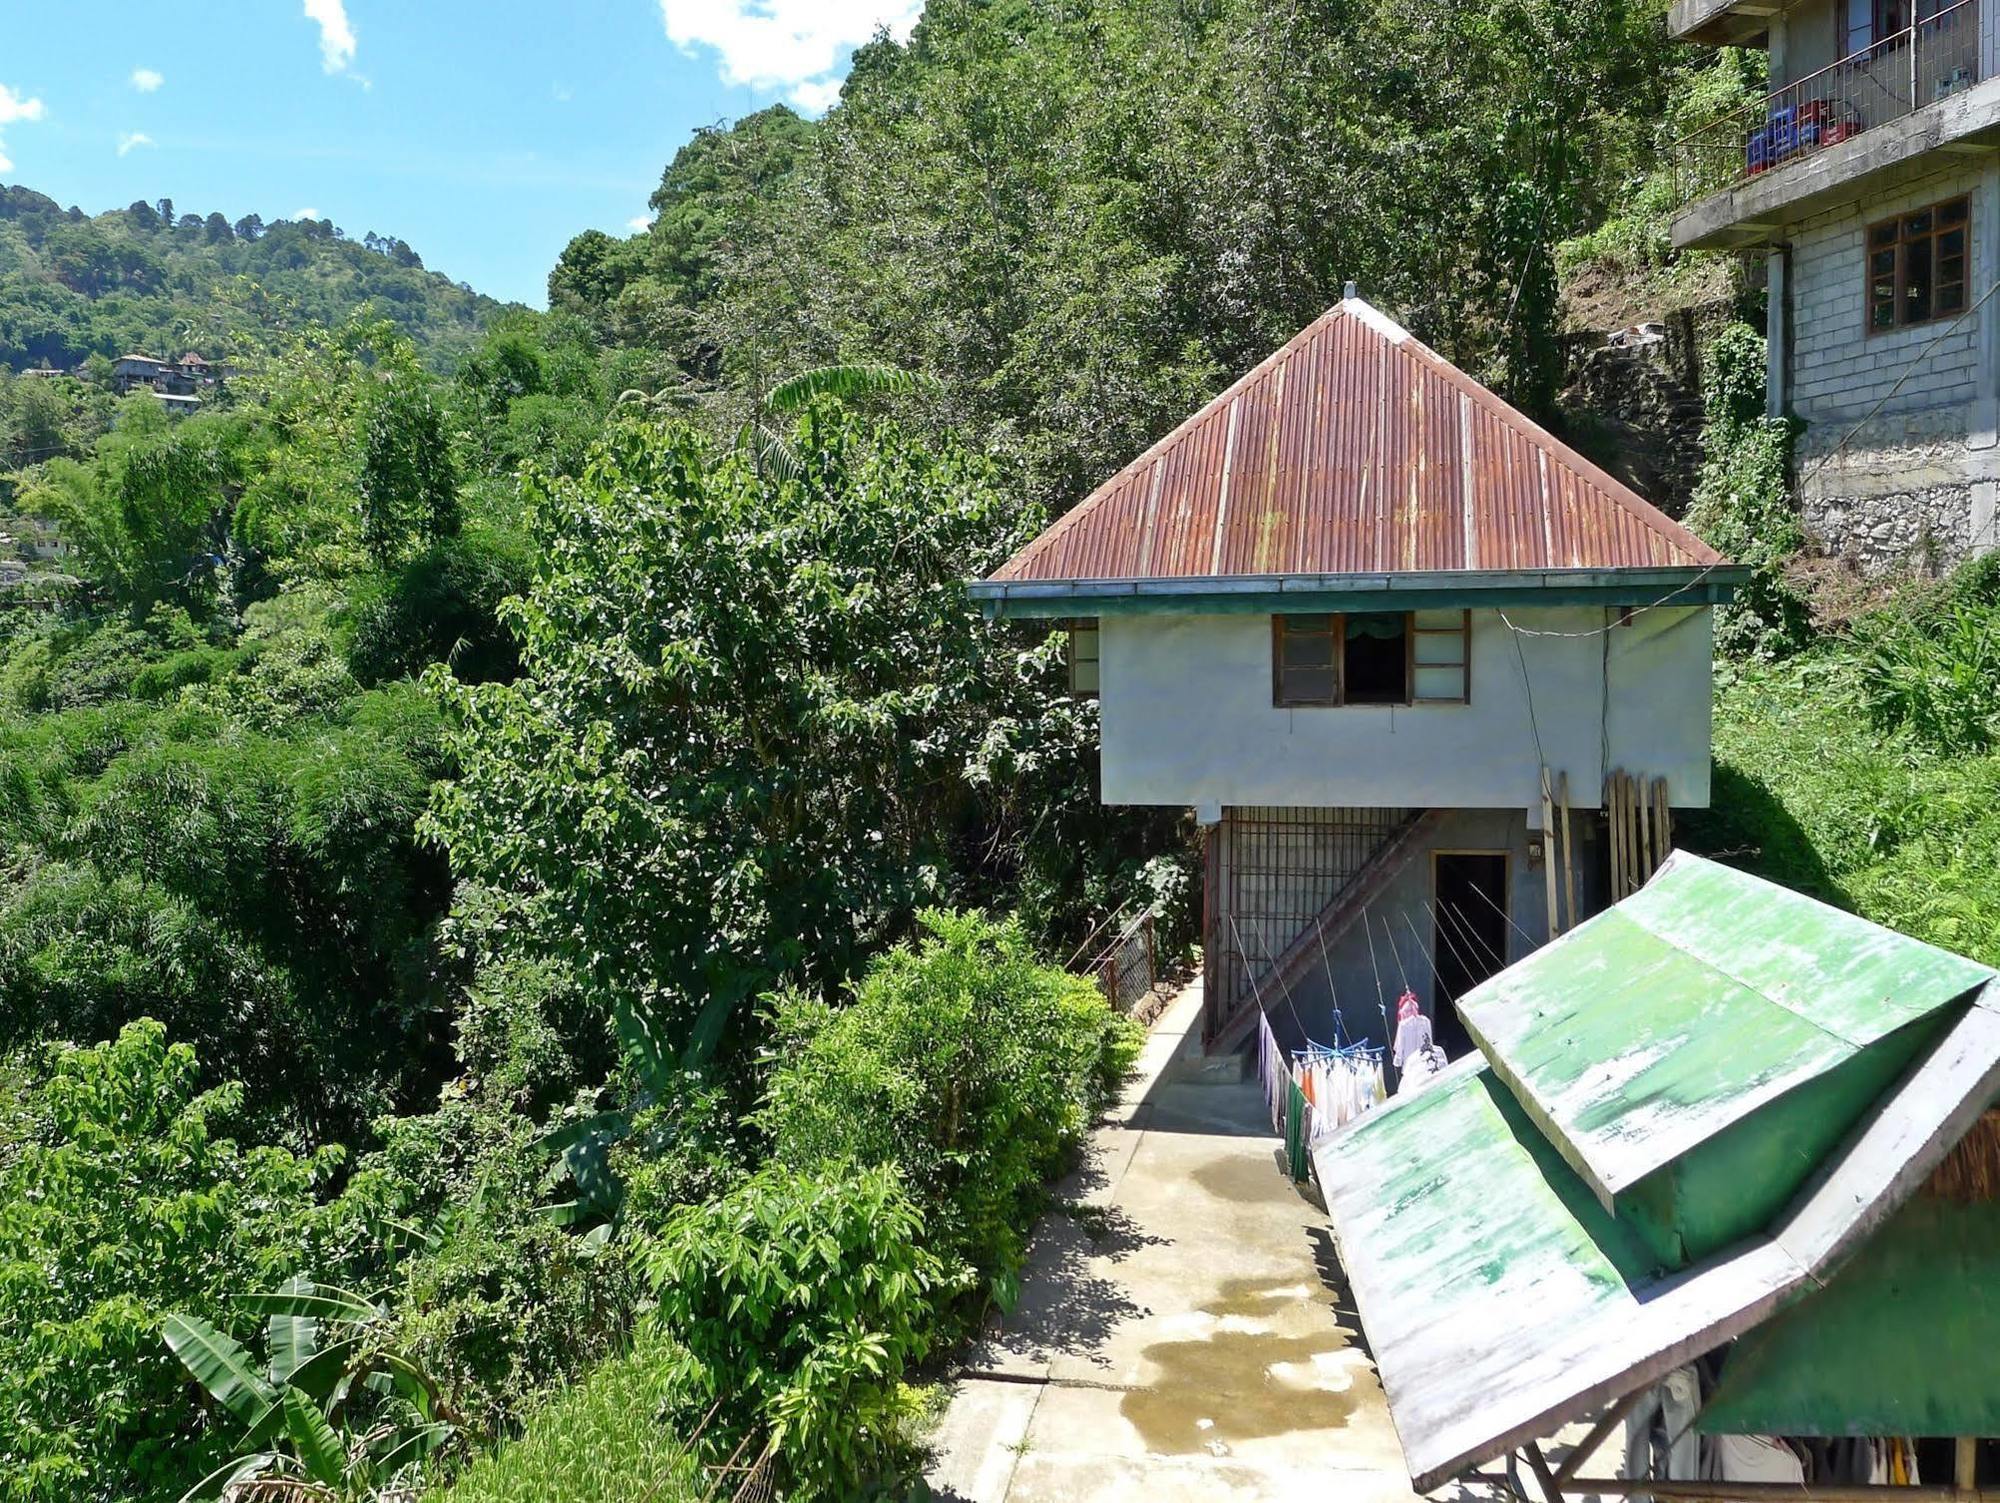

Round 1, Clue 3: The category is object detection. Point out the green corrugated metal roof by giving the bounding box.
[1457,852,1993,1206]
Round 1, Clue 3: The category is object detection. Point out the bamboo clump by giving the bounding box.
[1606,770,1674,900]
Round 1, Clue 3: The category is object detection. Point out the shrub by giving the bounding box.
[639,1164,939,1500]
[433,1332,702,1503]
[1857,601,2000,754]
[0,1022,348,1503]
[760,909,1142,1313]
[348,527,530,687]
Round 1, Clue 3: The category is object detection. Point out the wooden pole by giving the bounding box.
[1606,772,1622,901]
[1956,1438,1978,1494]
[1632,775,1648,879]
[1541,767,1560,939]
[1658,777,1674,862]
[1553,1390,1648,1488]
[1524,1441,1565,1503]
[1558,771,1576,935]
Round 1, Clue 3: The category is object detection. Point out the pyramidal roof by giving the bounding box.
[982,298,1726,591]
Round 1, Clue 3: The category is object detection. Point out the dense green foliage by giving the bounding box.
[763,909,1141,1314]
[431,1333,704,1503]
[0,184,501,375]
[1685,322,1808,655]
[553,0,1692,511]
[0,1024,354,1502]
[427,405,1158,1081]
[643,1165,940,1498]
[1687,559,2000,965]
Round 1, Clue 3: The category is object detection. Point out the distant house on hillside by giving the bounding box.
[111,354,167,393]
[1671,0,1999,571]
[109,350,225,404]
[971,294,1749,1058]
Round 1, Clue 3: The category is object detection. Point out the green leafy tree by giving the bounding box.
[761,909,1141,1313]
[359,356,460,566]
[0,1023,348,1503]
[426,405,1042,1074]
[640,1164,940,1499]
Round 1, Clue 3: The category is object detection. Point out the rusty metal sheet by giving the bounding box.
[990,299,1724,584]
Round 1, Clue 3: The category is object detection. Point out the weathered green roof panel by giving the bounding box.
[1698,1195,2000,1437]
[1458,852,1993,1206]
[1612,1008,1959,1269]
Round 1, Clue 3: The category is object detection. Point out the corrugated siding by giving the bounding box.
[991,300,1723,583]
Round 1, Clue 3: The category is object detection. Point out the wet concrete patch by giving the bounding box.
[1119,1275,1383,1454]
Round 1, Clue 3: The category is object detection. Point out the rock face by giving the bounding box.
[1560,307,1721,520]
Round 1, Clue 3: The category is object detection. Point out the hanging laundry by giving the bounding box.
[1715,1435,1806,1488]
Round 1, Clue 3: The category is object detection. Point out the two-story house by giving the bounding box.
[1672,0,2000,570]
[971,296,1747,1059]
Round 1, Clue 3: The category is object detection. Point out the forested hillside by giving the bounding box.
[0,183,503,373]
[10,1,1976,1500]
[551,0,1721,511]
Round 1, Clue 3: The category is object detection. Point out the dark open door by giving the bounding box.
[1432,852,1509,1056]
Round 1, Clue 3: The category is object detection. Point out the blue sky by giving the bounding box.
[0,2,923,307]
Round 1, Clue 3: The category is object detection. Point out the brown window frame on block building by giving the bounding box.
[1867,196,1970,335]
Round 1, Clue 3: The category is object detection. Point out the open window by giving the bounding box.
[1271,610,1469,706]
[1064,619,1099,700]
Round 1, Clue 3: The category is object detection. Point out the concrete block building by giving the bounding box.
[1672,0,2000,570]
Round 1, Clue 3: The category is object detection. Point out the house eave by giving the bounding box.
[968,566,1748,619]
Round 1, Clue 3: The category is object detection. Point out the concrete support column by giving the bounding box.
[1766,247,1791,419]
[1971,160,2000,555]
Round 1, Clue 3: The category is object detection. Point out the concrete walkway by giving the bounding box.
[926,981,1423,1503]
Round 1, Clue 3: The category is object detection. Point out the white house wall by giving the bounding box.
[1097,605,1714,811]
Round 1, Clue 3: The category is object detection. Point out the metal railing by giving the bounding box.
[1083,907,1159,1014]
[1674,0,1981,207]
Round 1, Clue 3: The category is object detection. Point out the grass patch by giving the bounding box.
[433,1335,703,1503]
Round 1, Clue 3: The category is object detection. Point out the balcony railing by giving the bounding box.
[1674,0,1981,209]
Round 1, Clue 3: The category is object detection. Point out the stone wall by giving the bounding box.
[1795,405,1991,572]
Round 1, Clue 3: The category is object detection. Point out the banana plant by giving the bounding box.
[737,363,941,483]
[162,1275,457,1502]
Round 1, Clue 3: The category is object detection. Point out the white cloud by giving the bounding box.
[303,0,357,74]
[656,0,920,111]
[294,206,321,220]
[0,83,47,174]
[627,214,654,232]
[131,67,164,93]
[552,83,574,102]
[117,131,154,156]
[789,76,844,113]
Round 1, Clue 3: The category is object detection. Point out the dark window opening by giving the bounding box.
[1869,197,1969,333]
[1341,612,1408,704]
[1432,852,1508,1058]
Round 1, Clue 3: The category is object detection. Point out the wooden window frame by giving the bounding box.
[1271,610,1470,708]
[1272,613,1342,706]
[1063,619,1100,701]
[1866,196,1971,336]
[1411,609,1472,705]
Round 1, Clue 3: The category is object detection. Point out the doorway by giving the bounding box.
[1431,852,1509,1057]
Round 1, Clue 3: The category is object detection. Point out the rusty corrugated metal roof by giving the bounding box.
[988,298,1724,585]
